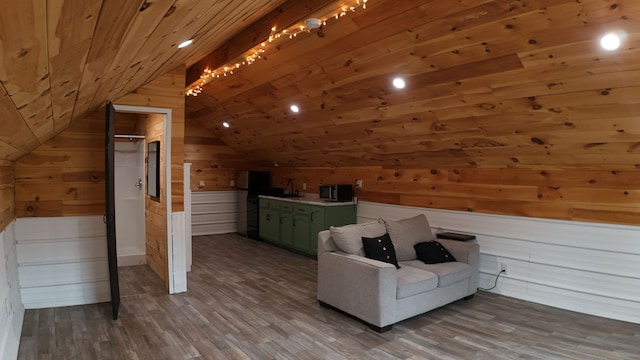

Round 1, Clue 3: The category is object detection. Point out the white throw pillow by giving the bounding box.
[329,221,387,257]
[381,214,434,261]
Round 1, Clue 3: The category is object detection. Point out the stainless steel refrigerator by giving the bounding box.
[236,171,270,239]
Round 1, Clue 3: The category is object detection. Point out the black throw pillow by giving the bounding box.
[414,241,457,264]
[362,233,400,269]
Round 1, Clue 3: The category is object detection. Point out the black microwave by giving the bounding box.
[319,184,353,202]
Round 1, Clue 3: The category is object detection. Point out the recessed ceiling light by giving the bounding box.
[600,33,620,51]
[222,122,230,128]
[178,39,193,49]
[392,77,406,89]
[290,104,300,113]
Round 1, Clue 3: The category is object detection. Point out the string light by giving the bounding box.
[186,0,369,96]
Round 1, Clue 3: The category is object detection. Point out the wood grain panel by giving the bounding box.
[0,0,54,143]
[269,166,640,226]
[185,0,640,219]
[88,0,179,112]
[47,0,101,133]
[11,68,187,290]
[185,118,248,192]
[0,85,35,159]
[0,164,16,232]
[116,66,186,213]
[138,113,168,289]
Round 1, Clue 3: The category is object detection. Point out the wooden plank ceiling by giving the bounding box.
[0,0,288,161]
[186,0,640,170]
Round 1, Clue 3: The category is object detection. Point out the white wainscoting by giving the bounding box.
[191,191,237,236]
[357,201,640,324]
[15,216,110,309]
[1,221,25,360]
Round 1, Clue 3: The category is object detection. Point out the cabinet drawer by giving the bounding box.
[293,204,311,215]
[260,198,282,210]
[279,202,293,212]
[259,198,270,209]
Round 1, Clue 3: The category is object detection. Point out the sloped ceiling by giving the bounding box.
[186,0,640,169]
[0,0,288,161]
[2,0,640,171]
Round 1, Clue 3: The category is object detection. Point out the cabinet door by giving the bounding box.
[258,209,269,239]
[308,207,326,255]
[260,209,279,242]
[259,198,269,209]
[279,212,293,246]
[293,214,310,251]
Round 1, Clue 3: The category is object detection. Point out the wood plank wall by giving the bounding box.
[117,66,186,212]
[14,109,106,217]
[13,68,185,291]
[139,114,168,288]
[13,68,185,218]
[185,119,248,192]
[270,166,640,227]
[0,161,15,232]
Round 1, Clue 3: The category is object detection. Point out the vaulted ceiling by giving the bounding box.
[2,0,640,171]
[0,0,288,161]
[186,0,640,169]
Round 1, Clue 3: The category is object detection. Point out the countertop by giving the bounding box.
[259,194,356,207]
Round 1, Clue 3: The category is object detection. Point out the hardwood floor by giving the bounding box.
[18,233,640,359]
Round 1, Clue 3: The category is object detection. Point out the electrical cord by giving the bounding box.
[478,269,506,291]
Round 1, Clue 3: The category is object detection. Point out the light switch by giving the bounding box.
[302,182,307,190]
[230,180,235,187]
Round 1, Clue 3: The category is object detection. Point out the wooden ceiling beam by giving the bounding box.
[185,0,341,87]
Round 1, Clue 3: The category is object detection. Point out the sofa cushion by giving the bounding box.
[414,241,456,264]
[362,233,400,269]
[330,221,387,257]
[402,260,471,288]
[381,214,434,262]
[396,266,438,299]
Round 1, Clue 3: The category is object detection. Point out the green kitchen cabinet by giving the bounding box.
[258,198,280,243]
[292,206,311,252]
[308,207,326,255]
[259,196,356,256]
[279,201,294,246]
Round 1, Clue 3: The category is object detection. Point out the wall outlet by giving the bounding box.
[302,182,307,190]
[230,180,235,187]
[500,263,508,275]
[355,179,363,189]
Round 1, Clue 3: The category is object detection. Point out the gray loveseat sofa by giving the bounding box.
[317,214,479,332]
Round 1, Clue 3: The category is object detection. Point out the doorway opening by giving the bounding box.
[114,137,146,266]
[112,104,186,294]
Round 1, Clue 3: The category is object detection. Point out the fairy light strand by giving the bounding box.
[186,0,369,96]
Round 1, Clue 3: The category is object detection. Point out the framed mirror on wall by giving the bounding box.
[147,140,160,200]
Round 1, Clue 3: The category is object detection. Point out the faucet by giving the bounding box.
[286,178,294,195]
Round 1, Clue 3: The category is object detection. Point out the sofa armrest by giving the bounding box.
[437,239,477,264]
[317,251,397,328]
[437,239,479,295]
